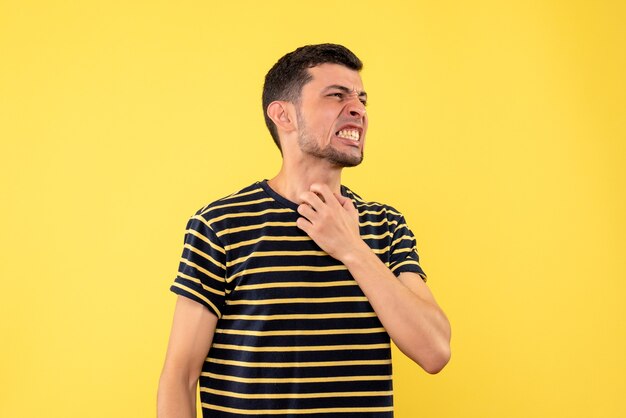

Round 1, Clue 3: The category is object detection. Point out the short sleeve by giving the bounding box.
[170,214,227,317]
[388,214,427,282]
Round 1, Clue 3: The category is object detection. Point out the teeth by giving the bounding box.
[337,129,360,141]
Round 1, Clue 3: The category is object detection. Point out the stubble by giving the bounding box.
[295,109,364,168]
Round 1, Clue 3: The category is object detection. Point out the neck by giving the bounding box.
[268,157,343,203]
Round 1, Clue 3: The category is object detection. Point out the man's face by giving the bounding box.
[294,63,368,167]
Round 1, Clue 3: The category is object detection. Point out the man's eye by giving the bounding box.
[329,93,343,98]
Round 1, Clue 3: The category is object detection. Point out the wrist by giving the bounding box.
[339,239,373,268]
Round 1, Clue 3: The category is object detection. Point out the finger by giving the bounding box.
[346,200,359,222]
[334,192,352,207]
[299,191,325,212]
[297,203,317,222]
[334,193,359,225]
[334,193,356,212]
[296,216,312,234]
[345,199,358,215]
[309,183,339,208]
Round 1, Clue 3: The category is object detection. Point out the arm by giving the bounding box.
[296,184,451,373]
[157,296,218,417]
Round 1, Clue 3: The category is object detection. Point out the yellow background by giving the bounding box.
[1,1,625,417]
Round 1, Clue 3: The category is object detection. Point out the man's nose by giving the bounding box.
[345,97,366,119]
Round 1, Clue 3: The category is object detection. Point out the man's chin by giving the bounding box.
[303,143,364,168]
[328,152,364,168]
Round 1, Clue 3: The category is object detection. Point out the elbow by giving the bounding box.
[423,351,450,374]
[423,315,452,374]
[421,342,451,375]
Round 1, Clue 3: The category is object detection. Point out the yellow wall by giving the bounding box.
[1,1,625,417]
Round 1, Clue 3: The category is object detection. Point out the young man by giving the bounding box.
[158,44,451,417]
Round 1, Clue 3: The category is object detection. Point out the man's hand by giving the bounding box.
[296,183,366,261]
[296,183,451,373]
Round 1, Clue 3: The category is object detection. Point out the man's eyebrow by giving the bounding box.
[323,85,368,99]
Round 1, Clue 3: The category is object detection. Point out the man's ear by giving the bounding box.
[267,101,297,134]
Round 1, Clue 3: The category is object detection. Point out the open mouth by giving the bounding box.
[335,128,361,142]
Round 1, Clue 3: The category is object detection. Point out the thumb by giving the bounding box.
[335,193,358,215]
[334,192,351,206]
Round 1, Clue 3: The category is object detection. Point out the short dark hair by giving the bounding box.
[262,43,363,151]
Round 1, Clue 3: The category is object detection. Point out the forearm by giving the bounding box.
[295,184,450,372]
[157,370,197,418]
[342,242,451,373]
[158,297,218,418]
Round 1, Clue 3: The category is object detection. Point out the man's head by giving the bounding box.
[262,44,363,152]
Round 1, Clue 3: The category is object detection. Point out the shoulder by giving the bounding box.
[191,181,268,221]
[342,185,405,221]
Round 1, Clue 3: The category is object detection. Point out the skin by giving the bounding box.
[157,63,451,417]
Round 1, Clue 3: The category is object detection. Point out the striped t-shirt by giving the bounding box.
[171,180,426,417]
